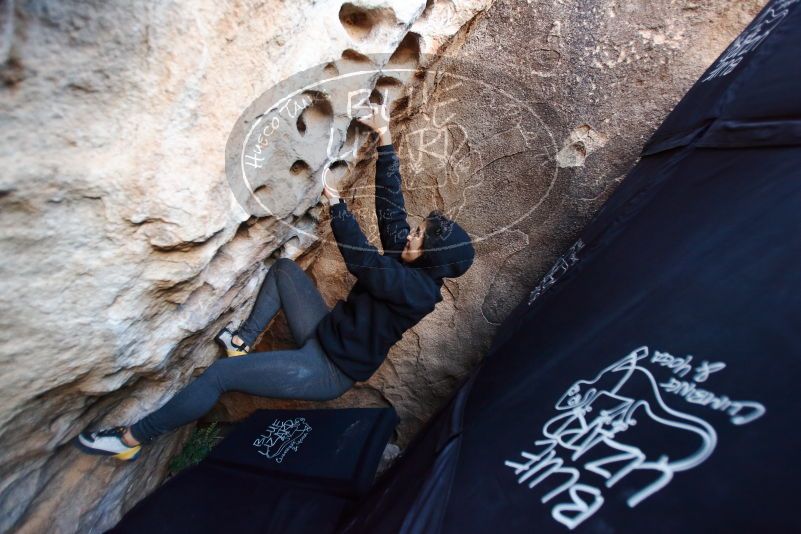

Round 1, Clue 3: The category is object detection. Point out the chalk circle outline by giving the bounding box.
[227,54,559,257]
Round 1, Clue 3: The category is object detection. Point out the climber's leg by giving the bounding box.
[275,260,330,345]
[236,258,330,347]
[127,336,352,444]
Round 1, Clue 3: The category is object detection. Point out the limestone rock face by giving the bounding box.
[0,0,762,532]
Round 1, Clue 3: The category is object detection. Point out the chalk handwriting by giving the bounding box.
[245,94,313,169]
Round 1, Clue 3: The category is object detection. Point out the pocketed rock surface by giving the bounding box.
[0,0,762,531]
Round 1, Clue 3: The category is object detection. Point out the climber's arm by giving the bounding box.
[354,103,410,257]
[375,142,411,256]
[329,199,417,303]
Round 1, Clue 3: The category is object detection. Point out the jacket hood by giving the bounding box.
[408,218,475,282]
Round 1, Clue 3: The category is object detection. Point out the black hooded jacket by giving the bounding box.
[315,144,475,382]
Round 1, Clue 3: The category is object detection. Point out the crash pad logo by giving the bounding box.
[702,0,799,82]
[527,238,584,306]
[504,346,766,530]
[252,417,312,463]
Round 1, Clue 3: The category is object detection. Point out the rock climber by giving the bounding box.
[75,101,475,460]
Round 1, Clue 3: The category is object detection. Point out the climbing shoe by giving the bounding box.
[215,327,250,357]
[75,427,142,461]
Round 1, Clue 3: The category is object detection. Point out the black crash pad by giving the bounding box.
[110,407,398,534]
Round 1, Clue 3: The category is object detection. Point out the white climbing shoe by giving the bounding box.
[215,327,250,357]
[75,426,142,461]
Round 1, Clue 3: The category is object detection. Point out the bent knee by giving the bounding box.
[200,360,230,390]
[318,380,353,401]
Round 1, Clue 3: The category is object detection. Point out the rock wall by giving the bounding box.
[0,0,762,532]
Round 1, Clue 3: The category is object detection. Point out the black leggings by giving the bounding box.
[130,258,353,443]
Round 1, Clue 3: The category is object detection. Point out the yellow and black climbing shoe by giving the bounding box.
[75,427,142,461]
[215,327,250,357]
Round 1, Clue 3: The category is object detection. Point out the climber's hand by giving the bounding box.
[322,182,338,200]
[355,102,390,134]
[322,161,349,200]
